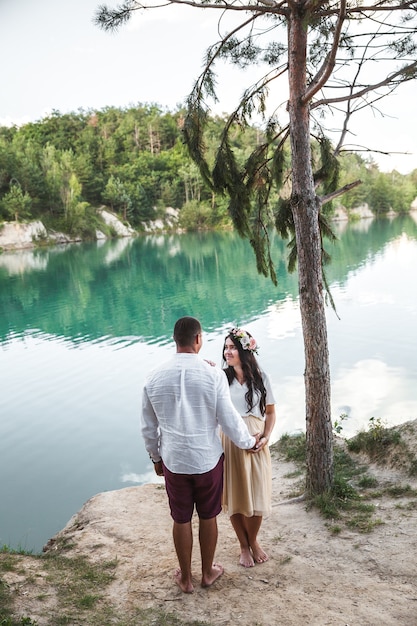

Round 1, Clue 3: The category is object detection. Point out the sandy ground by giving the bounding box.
[6,422,417,626]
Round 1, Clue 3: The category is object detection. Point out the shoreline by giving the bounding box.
[3,420,417,625]
[2,207,416,252]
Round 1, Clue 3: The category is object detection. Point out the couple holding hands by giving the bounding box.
[141,316,276,593]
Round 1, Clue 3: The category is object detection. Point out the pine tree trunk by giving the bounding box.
[287,8,334,494]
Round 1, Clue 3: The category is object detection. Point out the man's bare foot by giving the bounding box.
[201,563,224,588]
[251,542,269,564]
[174,568,194,593]
[239,547,255,568]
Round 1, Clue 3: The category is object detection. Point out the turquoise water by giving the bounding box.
[1,215,417,552]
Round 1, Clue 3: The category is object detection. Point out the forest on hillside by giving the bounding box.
[0,104,416,238]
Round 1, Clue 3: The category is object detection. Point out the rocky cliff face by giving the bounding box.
[99,209,135,237]
[0,221,48,250]
[0,210,134,251]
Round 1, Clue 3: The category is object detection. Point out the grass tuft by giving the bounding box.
[274,425,417,534]
[276,432,306,465]
[347,417,401,459]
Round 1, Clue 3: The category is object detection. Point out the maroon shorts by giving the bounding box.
[163,455,224,524]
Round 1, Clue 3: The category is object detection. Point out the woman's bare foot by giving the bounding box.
[174,568,194,593]
[201,563,224,588]
[251,542,269,564]
[239,547,255,568]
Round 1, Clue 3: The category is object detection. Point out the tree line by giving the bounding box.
[0,104,416,237]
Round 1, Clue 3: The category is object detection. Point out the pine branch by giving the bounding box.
[320,179,362,205]
[303,0,347,104]
[312,59,417,108]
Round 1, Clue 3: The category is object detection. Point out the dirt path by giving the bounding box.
[6,424,417,625]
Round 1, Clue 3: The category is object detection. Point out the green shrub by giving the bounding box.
[347,417,402,460]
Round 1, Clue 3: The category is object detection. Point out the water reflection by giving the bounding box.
[1,215,417,551]
[1,215,416,347]
[0,231,299,345]
[265,297,301,340]
[331,358,417,435]
[0,250,48,274]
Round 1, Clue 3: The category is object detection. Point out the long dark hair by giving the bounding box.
[222,331,267,416]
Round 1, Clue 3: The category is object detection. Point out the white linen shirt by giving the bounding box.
[228,370,276,420]
[141,353,256,474]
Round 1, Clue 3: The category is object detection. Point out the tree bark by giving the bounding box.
[287,6,333,494]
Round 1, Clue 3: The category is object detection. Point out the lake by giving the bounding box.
[1,214,417,553]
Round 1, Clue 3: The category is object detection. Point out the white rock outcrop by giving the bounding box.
[141,206,180,232]
[0,221,47,250]
[99,209,135,237]
[0,211,136,251]
[350,203,375,219]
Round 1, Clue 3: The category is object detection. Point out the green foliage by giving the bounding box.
[185,98,287,283]
[0,551,38,625]
[313,476,359,520]
[357,474,379,489]
[0,546,34,557]
[333,412,348,435]
[314,137,341,196]
[102,175,131,219]
[276,432,307,465]
[384,484,417,498]
[275,192,338,298]
[270,145,286,189]
[0,546,211,626]
[347,417,402,459]
[346,418,417,477]
[0,105,201,228]
[176,3,417,288]
[311,455,384,533]
[183,101,214,192]
[337,155,417,214]
[0,106,416,240]
[178,200,213,230]
[0,616,38,626]
[0,181,32,221]
[275,432,391,532]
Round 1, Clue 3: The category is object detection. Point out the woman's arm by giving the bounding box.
[256,403,276,451]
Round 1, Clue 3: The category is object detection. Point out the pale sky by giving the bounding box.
[1,0,416,174]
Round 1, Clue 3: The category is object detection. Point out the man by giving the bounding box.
[141,316,259,593]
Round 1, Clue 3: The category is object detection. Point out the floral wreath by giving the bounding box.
[229,327,259,354]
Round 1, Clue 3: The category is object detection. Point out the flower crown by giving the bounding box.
[229,327,259,354]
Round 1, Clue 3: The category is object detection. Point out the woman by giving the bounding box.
[221,327,276,568]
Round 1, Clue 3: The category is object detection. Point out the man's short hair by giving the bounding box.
[173,316,202,347]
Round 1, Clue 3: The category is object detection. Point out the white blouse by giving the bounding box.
[228,370,276,421]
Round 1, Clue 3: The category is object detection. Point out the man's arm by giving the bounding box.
[141,387,162,463]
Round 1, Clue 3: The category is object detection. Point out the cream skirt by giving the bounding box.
[221,414,272,518]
